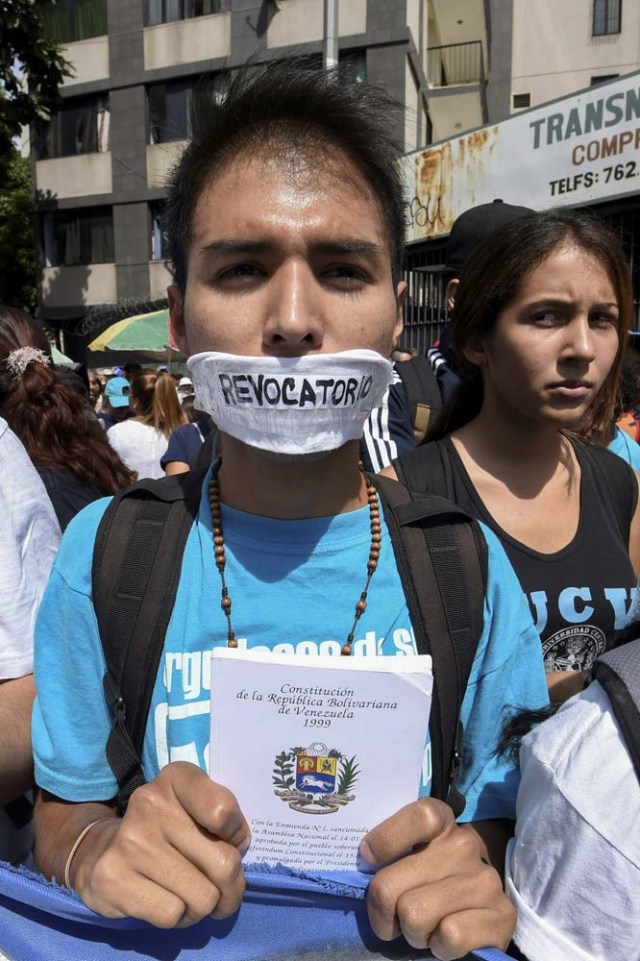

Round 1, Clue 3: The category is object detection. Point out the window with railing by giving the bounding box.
[427,41,485,88]
[145,0,227,26]
[34,95,110,160]
[40,0,108,44]
[44,208,114,267]
[592,0,622,36]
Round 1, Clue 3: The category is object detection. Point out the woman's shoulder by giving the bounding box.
[109,419,150,437]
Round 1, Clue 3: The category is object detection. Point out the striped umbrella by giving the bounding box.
[87,309,177,352]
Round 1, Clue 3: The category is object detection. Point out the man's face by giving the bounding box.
[168,146,404,359]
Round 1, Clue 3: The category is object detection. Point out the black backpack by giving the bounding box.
[592,639,640,782]
[394,356,443,444]
[92,461,488,817]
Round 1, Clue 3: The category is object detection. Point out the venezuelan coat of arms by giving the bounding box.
[272,741,359,814]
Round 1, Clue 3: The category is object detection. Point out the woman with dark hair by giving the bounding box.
[0,306,136,531]
[108,368,186,479]
[388,209,640,701]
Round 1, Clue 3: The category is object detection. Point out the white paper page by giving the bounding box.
[209,649,433,872]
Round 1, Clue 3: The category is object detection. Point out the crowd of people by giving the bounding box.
[0,58,639,961]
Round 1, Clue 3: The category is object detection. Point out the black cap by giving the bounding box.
[445,199,534,274]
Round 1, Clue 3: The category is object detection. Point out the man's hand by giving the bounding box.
[359,798,515,961]
[47,762,250,929]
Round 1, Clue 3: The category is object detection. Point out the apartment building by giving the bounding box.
[38,0,489,357]
[510,0,639,113]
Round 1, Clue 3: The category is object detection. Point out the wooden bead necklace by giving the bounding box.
[207,467,382,656]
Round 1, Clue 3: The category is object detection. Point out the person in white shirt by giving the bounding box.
[108,369,187,479]
[0,415,60,863]
[505,663,640,961]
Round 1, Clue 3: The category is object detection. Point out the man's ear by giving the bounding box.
[168,285,189,355]
[393,281,407,347]
[446,278,459,311]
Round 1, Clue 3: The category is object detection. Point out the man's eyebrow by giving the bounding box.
[313,240,385,256]
[199,240,270,256]
[198,239,386,257]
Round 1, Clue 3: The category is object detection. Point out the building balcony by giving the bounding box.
[41,263,117,309]
[143,12,231,71]
[149,260,172,300]
[146,141,187,189]
[426,41,487,141]
[35,152,112,201]
[428,40,485,88]
[61,36,109,87]
[267,0,366,48]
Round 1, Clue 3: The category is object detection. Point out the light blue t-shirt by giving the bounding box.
[609,426,640,471]
[32,472,548,823]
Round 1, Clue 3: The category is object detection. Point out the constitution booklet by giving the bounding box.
[209,649,433,872]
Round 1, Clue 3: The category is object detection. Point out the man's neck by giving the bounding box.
[216,435,367,519]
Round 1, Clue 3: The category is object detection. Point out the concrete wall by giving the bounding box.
[41,264,117,307]
[144,12,231,70]
[147,141,187,190]
[114,203,151,302]
[35,153,112,200]
[267,0,367,47]
[405,58,420,151]
[429,0,487,57]
[61,37,110,87]
[149,260,173,300]
[512,0,640,108]
[428,87,484,141]
[486,0,513,122]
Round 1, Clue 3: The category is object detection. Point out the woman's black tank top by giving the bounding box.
[443,437,638,672]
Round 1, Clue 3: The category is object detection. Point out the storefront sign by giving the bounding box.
[405,71,640,243]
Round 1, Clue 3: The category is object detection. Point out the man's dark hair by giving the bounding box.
[164,58,405,292]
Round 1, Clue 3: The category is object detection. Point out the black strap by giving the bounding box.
[394,439,454,501]
[580,440,638,545]
[395,356,443,412]
[395,356,443,442]
[593,641,640,783]
[93,462,210,813]
[369,473,487,815]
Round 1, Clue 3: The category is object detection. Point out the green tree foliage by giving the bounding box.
[0,0,71,159]
[0,150,38,312]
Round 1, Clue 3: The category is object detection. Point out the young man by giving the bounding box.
[32,62,547,958]
[426,200,533,402]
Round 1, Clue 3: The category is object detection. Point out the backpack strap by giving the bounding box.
[579,440,638,546]
[393,439,454,501]
[368,472,488,816]
[394,356,443,444]
[92,461,211,813]
[592,639,640,783]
